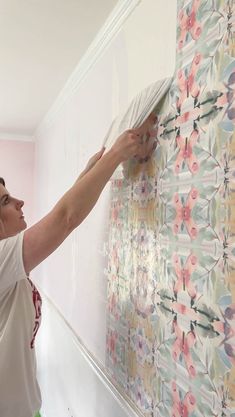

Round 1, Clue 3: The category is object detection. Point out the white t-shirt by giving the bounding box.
[0,232,42,417]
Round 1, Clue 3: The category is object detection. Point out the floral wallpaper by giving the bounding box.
[106,1,235,416]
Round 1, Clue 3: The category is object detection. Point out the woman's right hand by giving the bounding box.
[110,129,144,163]
[110,127,156,163]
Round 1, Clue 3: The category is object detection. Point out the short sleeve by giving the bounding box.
[0,232,27,292]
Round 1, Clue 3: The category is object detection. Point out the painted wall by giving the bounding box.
[0,139,35,226]
[34,0,177,415]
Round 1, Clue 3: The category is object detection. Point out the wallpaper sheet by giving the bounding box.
[106,1,235,416]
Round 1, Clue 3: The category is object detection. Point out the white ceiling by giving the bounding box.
[0,0,119,136]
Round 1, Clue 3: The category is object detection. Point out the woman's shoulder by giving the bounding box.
[0,231,24,250]
[0,232,27,292]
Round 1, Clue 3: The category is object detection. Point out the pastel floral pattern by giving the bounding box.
[172,319,197,377]
[130,327,152,365]
[106,1,235,416]
[175,130,199,174]
[176,53,202,109]
[173,253,197,299]
[173,188,199,239]
[178,0,202,49]
[106,328,118,365]
[172,382,196,417]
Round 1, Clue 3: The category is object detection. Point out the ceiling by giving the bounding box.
[0,0,119,136]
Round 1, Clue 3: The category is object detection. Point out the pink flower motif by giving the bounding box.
[172,382,196,417]
[106,329,118,364]
[178,0,202,49]
[108,293,120,321]
[111,200,122,225]
[184,391,196,412]
[111,244,119,268]
[172,320,197,378]
[177,53,202,109]
[173,188,199,239]
[175,130,199,174]
[173,253,197,299]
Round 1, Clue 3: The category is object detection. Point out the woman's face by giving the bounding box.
[0,184,27,238]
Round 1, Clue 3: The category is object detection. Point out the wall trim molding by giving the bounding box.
[0,132,34,142]
[40,289,144,417]
[35,0,141,139]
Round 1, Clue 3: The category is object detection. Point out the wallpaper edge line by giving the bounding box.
[39,289,144,417]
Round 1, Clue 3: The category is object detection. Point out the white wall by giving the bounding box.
[122,0,176,101]
[34,1,177,415]
[0,139,35,226]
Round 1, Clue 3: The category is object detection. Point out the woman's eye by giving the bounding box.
[3,197,9,205]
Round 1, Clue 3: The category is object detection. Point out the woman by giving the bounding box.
[0,129,149,417]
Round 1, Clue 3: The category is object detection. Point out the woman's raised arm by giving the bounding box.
[23,129,143,274]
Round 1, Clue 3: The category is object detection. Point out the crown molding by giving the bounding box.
[35,0,141,139]
[0,132,35,142]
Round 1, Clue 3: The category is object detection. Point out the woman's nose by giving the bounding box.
[16,199,24,209]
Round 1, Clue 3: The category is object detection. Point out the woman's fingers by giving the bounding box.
[134,135,157,162]
[111,126,158,163]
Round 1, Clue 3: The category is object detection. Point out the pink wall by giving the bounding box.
[0,140,35,227]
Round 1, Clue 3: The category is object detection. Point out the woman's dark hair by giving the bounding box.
[0,177,5,186]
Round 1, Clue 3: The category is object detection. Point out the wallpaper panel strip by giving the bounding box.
[106,1,235,416]
[103,77,172,150]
